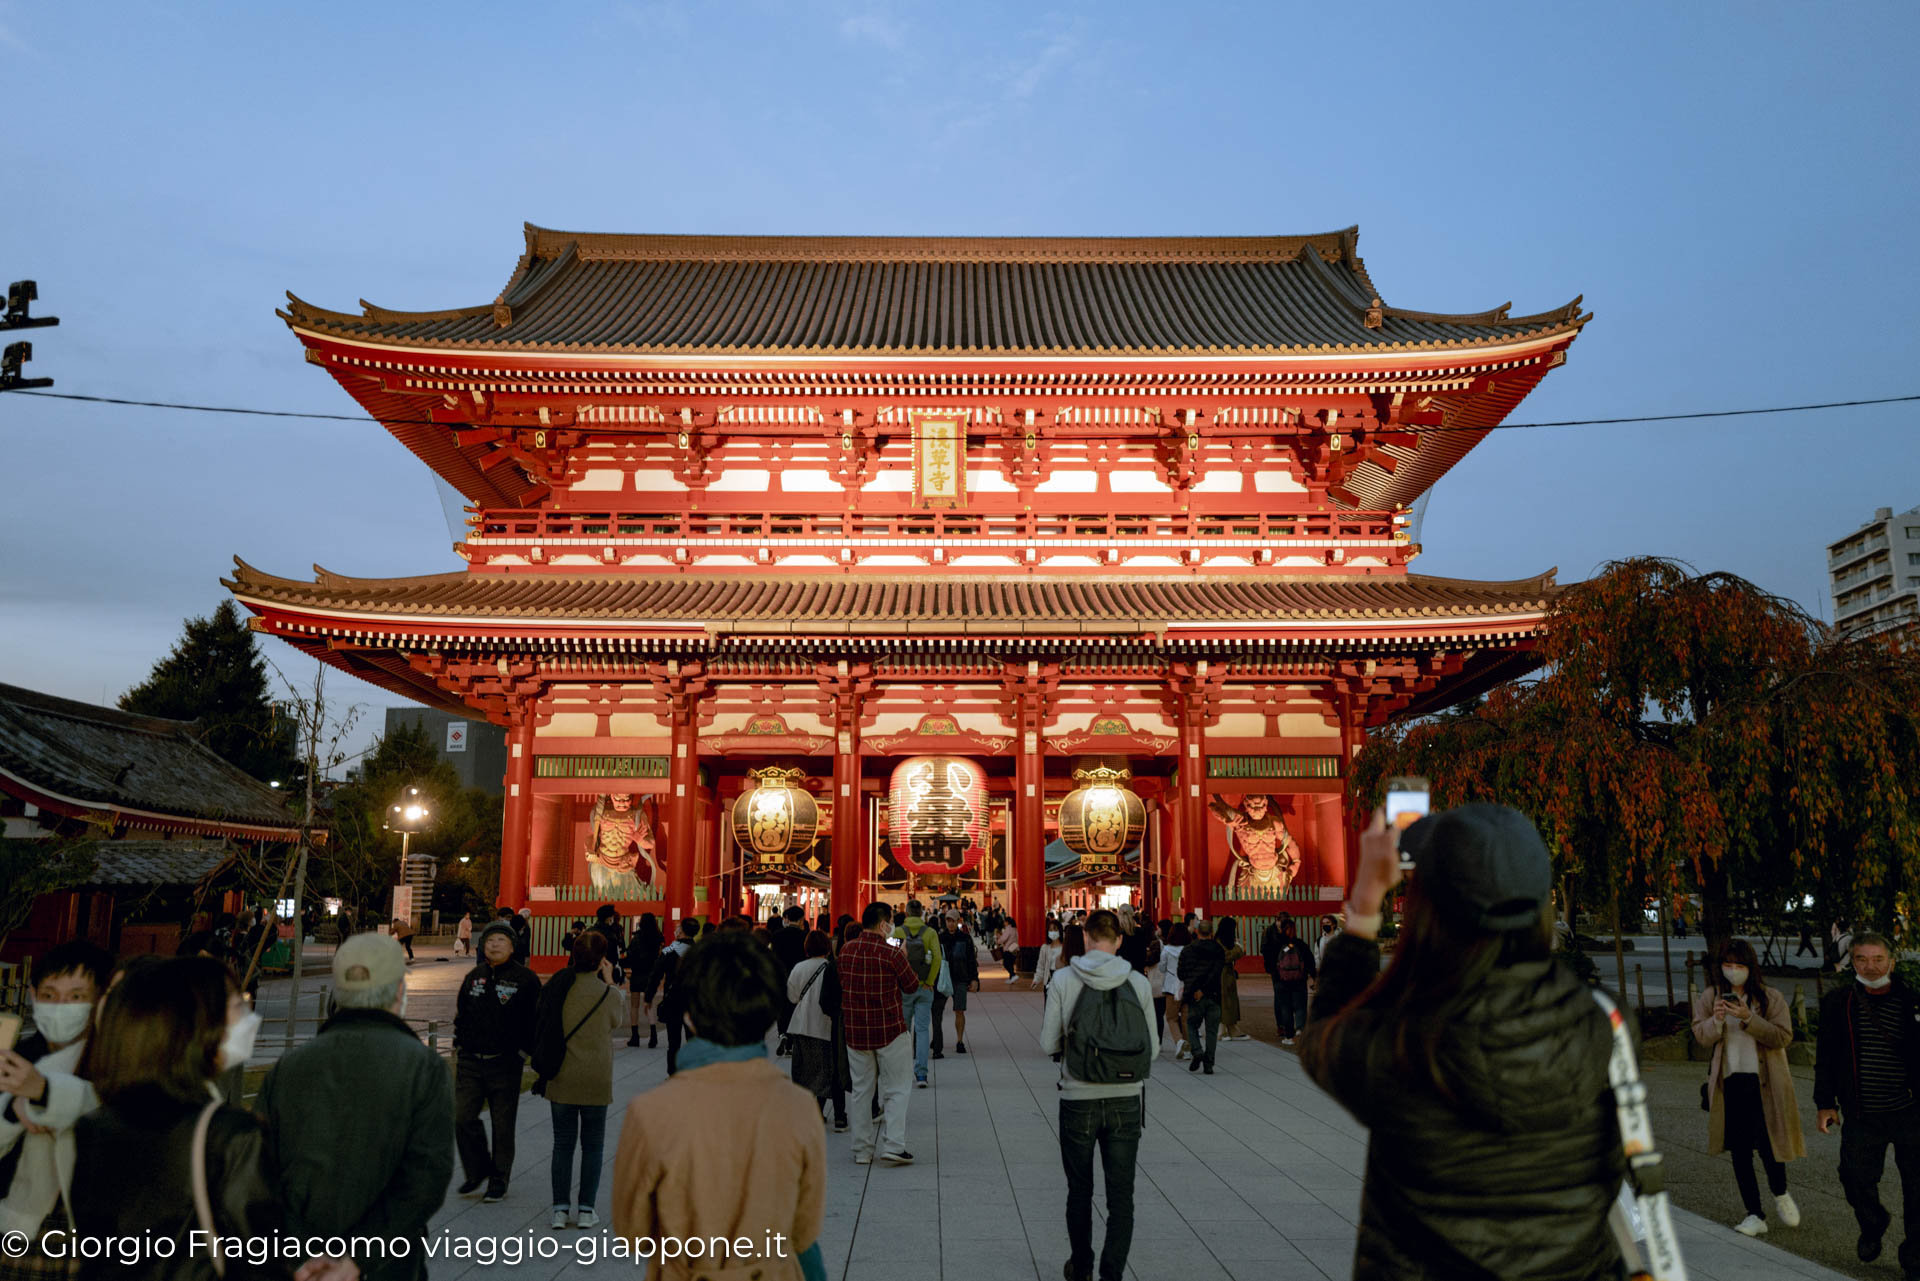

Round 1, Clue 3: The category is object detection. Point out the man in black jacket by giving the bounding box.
[1261,917,1318,1044]
[1816,931,1920,1268]
[931,911,980,1057]
[454,920,541,1202]
[1177,919,1228,1074]
[259,933,452,1281]
[646,917,701,1073]
[770,905,809,1047]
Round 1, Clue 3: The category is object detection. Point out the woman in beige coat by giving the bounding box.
[1692,937,1805,1239]
[543,932,625,1230]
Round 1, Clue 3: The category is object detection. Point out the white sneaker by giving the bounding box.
[1775,1193,1800,1227]
[576,1208,598,1229]
[551,1209,570,1230]
[1281,1037,1295,1046]
[1733,1214,1768,1237]
[1174,1039,1188,1060]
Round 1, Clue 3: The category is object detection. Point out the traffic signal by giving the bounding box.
[0,280,57,390]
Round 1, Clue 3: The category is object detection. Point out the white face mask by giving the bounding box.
[1721,966,1749,988]
[220,1011,263,1070]
[1048,931,1061,942]
[1859,972,1894,991]
[32,999,91,1046]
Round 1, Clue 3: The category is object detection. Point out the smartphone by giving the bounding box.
[0,1012,20,1054]
[1385,776,1431,870]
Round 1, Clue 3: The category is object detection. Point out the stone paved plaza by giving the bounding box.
[367,962,1852,1281]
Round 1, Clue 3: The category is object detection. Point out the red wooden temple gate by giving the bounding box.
[230,227,1585,971]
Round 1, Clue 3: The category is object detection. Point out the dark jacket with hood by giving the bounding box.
[1302,932,1624,1281]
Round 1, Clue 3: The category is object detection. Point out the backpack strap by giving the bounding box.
[1591,988,1688,1281]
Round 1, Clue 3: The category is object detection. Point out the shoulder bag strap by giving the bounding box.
[795,960,827,1003]
[191,1099,227,1279]
[1590,988,1688,1281]
[562,986,612,1045]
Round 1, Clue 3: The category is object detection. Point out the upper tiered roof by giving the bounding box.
[282,224,1587,357]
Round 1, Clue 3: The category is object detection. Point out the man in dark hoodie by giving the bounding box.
[454,919,541,1201]
[1176,918,1227,1074]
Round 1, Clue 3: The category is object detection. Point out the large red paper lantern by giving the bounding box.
[729,766,820,869]
[888,756,988,874]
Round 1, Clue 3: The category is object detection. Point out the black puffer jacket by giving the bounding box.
[1303,934,1624,1280]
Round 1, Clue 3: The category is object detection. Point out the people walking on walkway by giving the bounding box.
[392,915,416,961]
[257,932,453,1280]
[454,919,541,1202]
[771,905,810,1048]
[1041,908,1158,1281]
[1692,937,1803,1237]
[1817,931,1920,1268]
[72,958,352,1281]
[624,912,664,1047]
[613,932,828,1281]
[1261,916,1317,1045]
[0,940,111,1277]
[646,918,701,1074]
[1177,919,1227,1073]
[1302,805,1624,1280]
[1160,924,1188,1058]
[1313,913,1338,968]
[788,931,848,1132]
[894,899,943,1087]
[456,909,474,956]
[1033,924,1064,991]
[998,918,1021,984]
[1217,916,1247,1040]
[534,931,623,1230]
[931,911,979,1058]
[842,901,920,1164]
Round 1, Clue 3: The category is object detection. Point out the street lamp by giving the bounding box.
[383,786,433,859]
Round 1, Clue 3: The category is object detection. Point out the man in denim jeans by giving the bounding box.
[1041,909,1159,1281]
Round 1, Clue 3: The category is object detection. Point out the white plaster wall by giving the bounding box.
[1254,471,1307,493]
[708,469,772,493]
[570,469,625,492]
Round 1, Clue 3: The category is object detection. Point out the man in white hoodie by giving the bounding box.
[0,939,113,1265]
[1040,908,1158,1281]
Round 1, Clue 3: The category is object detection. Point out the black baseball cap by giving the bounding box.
[1401,803,1552,932]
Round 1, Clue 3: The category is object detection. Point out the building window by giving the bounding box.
[1907,526,1920,539]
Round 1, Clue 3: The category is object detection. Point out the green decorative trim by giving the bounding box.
[1213,884,1342,903]
[1206,756,1341,780]
[534,755,669,780]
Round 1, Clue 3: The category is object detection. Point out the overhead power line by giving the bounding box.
[8,388,1920,437]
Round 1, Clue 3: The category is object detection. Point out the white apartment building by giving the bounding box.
[1828,504,1920,634]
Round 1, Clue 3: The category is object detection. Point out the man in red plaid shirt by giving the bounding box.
[839,900,921,1165]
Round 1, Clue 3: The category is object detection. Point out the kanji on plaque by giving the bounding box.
[911,412,967,510]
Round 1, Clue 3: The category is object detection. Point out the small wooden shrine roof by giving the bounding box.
[0,682,304,838]
[282,224,1587,357]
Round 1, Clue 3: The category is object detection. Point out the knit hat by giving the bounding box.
[477,920,517,949]
[1401,803,1552,933]
[332,932,406,995]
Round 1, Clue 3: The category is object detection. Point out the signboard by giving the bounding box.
[445,721,468,753]
[391,885,413,924]
[911,412,968,510]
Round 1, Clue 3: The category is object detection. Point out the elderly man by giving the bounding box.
[1817,931,1920,1269]
[258,932,453,1281]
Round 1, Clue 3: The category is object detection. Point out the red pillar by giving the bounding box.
[1177,695,1209,921]
[699,797,720,922]
[666,708,699,925]
[1315,794,1347,896]
[500,710,534,909]
[830,699,865,924]
[1014,696,1046,964]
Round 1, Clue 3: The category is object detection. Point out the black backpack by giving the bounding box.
[1064,982,1153,1085]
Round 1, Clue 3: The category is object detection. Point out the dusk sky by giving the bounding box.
[5,2,1916,766]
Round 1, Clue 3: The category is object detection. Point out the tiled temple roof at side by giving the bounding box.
[226,562,1557,633]
[281,224,1588,357]
[0,682,302,833]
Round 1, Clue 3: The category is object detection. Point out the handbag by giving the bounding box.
[778,960,828,1056]
[191,1099,226,1279]
[532,986,610,1097]
[935,951,954,998]
[1592,989,1689,1281]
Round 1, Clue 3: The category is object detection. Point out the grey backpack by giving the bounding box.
[1065,981,1153,1084]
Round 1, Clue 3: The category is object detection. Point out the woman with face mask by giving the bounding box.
[1692,937,1805,1238]
[1031,926,1065,991]
[69,958,349,1281]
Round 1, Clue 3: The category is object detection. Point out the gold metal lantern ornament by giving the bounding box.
[729,766,820,870]
[1057,764,1145,871]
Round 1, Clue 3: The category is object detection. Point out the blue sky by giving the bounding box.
[4,1,1916,760]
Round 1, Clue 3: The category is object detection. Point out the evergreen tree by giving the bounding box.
[121,601,302,785]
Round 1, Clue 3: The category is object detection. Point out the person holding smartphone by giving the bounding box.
[1692,938,1803,1237]
[1300,801,1625,1279]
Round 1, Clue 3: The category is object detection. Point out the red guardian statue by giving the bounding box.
[1207,793,1300,893]
[585,792,655,897]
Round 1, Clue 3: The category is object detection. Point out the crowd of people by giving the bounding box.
[8,832,1920,1281]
